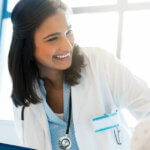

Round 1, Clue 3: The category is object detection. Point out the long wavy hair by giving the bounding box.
[8,0,85,107]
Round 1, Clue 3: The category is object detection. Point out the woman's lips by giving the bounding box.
[53,52,72,60]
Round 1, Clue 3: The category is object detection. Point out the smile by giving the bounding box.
[54,52,71,59]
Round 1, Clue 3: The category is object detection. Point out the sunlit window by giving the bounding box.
[0,18,13,120]
[121,10,150,85]
[65,0,117,7]
[128,0,150,3]
[7,0,19,12]
[71,12,118,55]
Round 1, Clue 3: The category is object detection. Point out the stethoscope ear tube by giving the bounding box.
[21,99,29,120]
[21,106,25,120]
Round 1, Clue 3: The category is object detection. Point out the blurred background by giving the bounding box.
[0,0,150,145]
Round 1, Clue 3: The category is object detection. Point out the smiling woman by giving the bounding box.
[8,0,84,149]
[7,0,150,150]
[34,11,74,74]
[9,0,84,107]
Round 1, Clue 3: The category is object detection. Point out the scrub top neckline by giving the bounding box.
[39,79,71,126]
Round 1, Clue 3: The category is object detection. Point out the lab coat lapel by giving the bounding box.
[71,52,110,149]
[71,81,106,150]
[23,103,52,150]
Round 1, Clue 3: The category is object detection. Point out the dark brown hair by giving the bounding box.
[8,0,85,107]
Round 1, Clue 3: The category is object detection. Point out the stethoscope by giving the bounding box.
[21,105,25,121]
[21,99,29,121]
[21,93,72,150]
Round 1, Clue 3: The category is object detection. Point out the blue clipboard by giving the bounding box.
[0,143,35,150]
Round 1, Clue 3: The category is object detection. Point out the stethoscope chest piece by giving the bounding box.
[58,134,71,150]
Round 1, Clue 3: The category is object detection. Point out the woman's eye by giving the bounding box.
[66,29,73,35]
[47,37,58,42]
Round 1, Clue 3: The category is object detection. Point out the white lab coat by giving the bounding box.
[13,47,150,150]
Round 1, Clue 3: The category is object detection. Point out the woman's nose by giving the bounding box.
[59,36,74,51]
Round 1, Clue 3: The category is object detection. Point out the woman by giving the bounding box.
[8,0,150,150]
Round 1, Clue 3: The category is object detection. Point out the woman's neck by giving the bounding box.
[44,77,63,90]
[39,67,64,89]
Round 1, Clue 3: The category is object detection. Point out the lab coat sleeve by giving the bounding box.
[88,47,150,120]
[100,49,150,120]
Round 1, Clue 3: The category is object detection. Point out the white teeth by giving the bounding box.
[55,53,70,59]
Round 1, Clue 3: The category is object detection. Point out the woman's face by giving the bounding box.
[34,11,74,74]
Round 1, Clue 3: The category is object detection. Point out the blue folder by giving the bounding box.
[0,143,35,150]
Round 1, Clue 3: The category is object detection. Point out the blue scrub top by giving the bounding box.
[40,80,79,150]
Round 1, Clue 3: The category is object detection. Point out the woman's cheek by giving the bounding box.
[49,47,57,53]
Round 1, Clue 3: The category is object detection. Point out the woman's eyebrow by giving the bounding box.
[43,25,72,40]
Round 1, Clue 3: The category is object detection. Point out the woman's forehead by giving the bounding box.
[35,11,70,35]
[34,11,71,41]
